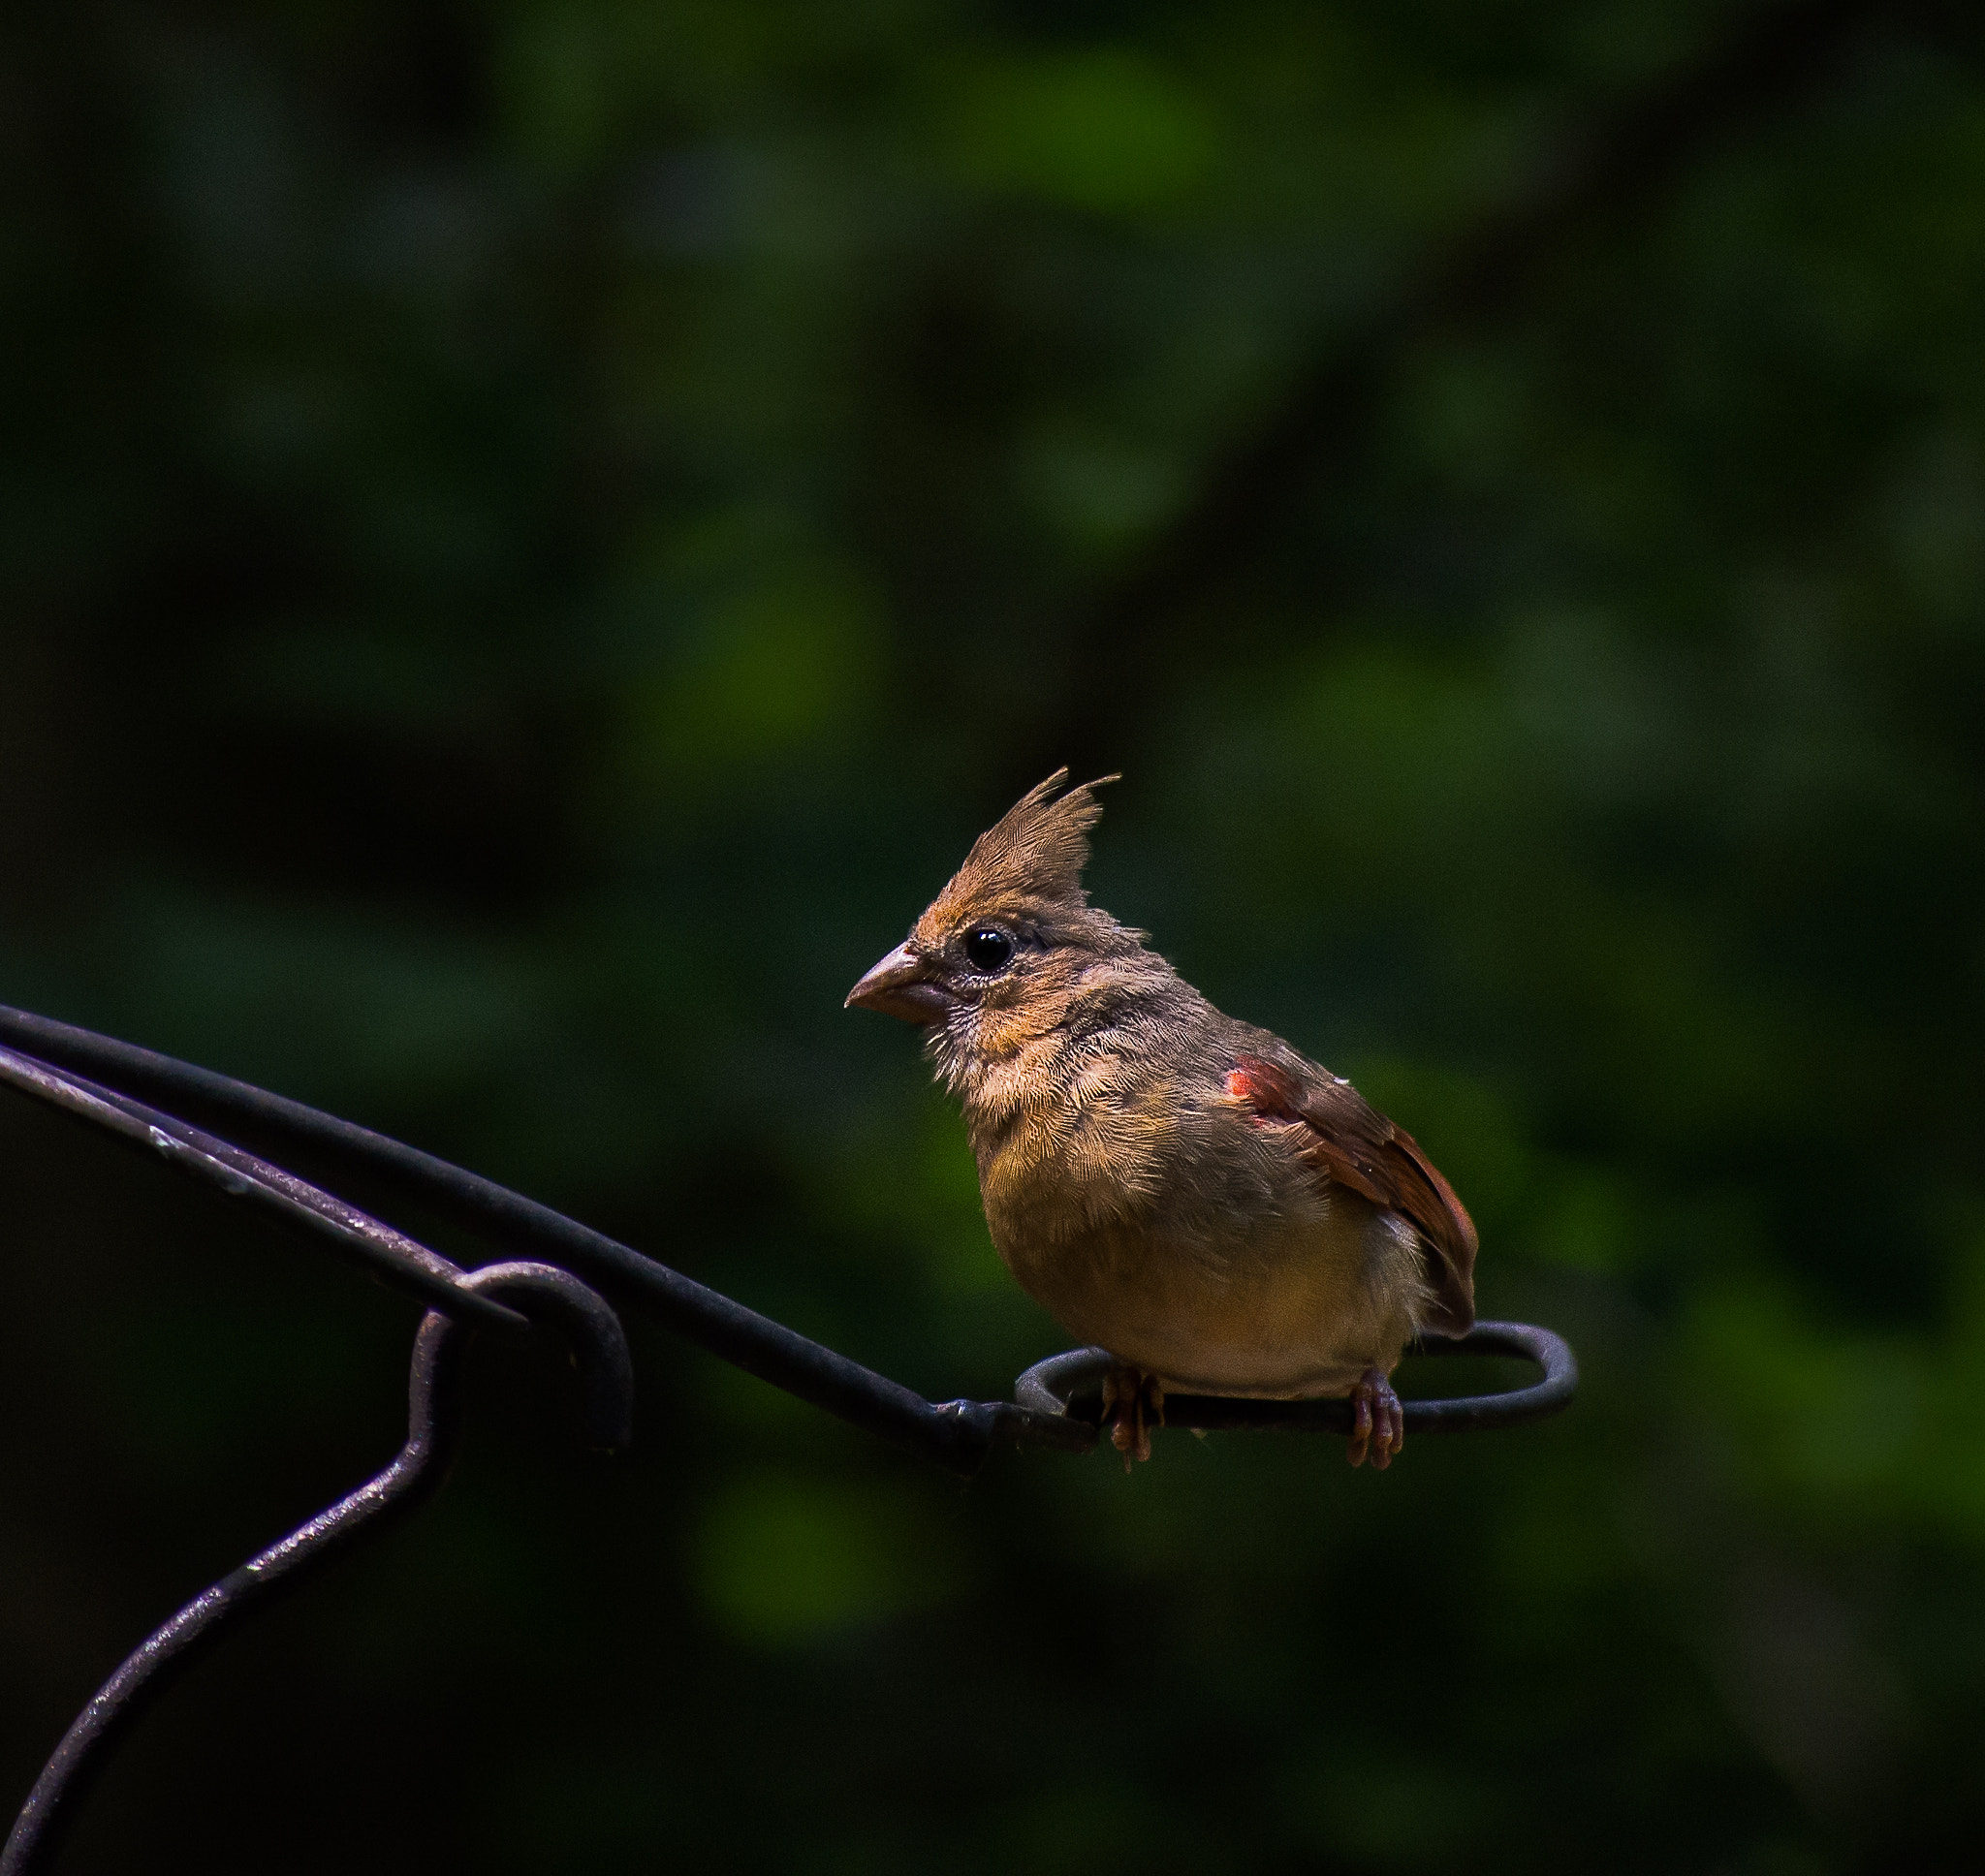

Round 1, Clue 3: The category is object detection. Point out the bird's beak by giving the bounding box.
[845,942,955,1024]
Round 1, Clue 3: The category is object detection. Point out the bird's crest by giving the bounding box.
[921,769,1117,932]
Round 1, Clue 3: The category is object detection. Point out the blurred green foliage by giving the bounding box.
[3,1,1984,1870]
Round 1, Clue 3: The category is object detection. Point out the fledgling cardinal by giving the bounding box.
[846,771,1477,1469]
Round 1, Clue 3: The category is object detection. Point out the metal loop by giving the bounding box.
[457,1260,635,1453]
[1013,1321,1579,1435]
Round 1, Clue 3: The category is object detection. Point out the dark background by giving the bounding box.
[5,2,1985,1869]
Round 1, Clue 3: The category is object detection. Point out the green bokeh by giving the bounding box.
[2,2,1983,1871]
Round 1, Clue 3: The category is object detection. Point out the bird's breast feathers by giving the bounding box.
[966,1041,1429,1394]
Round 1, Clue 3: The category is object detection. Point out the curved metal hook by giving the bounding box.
[0,1011,989,1470]
[458,1260,635,1452]
[0,1006,1580,1474]
[1,1262,632,1876]
[1013,1321,1579,1435]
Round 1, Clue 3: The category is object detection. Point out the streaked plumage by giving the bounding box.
[847,771,1477,1466]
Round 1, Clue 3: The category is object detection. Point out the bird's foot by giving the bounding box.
[1100,1363,1165,1470]
[1346,1365,1403,1470]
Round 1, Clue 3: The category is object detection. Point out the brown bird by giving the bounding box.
[846,771,1476,1469]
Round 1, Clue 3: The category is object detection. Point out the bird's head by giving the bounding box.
[845,770,1143,1062]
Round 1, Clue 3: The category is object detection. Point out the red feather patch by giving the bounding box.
[1224,1051,1478,1333]
[1224,1064,1300,1121]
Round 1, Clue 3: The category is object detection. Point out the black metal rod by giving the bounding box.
[0,1044,526,1331]
[0,1006,1062,1472]
[1013,1322,1579,1434]
[0,1006,1576,1470]
[0,1261,632,1876]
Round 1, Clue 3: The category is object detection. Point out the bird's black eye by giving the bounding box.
[963,926,1016,972]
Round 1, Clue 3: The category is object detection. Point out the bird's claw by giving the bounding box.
[1345,1365,1403,1470]
[1101,1363,1164,1471]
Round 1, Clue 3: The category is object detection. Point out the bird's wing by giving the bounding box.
[1226,1052,1478,1334]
